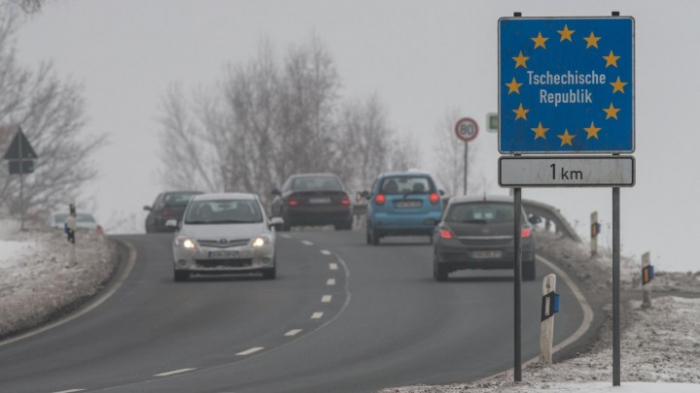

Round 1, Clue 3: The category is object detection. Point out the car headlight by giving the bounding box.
[176,237,196,249]
[252,236,269,248]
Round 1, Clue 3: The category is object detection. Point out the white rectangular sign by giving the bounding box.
[499,156,635,187]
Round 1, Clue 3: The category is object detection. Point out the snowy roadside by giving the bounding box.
[0,220,118,339]
[379,232,700,392]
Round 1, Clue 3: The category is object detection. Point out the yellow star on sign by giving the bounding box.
[603,50,621,68]
[513,103,529,120]
[531,32,549,49]
[558,24,575,42]
[506,77,523,94]
[603,103,621,120]
[584,32,601,49]
[610,77,628,93]
[584,122,602,139]
[531,122,549,140]
[512,51,529,68]
[558,129,575,147]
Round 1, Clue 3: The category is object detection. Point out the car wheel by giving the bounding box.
[433,257,448,282]
[335,220,353,231]
[523,259,536,281]
[174,270,190,282]
[428,234,434,245]
[370,228,380,245]
[262,266,276,280]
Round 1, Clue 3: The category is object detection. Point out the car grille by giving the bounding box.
[458,235,513,246]
[197,238,250,248]
[196,258,253,268]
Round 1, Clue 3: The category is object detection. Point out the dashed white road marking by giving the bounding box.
[301,240,313,246]
[327,278,336,286]
[285,329,303,337]
[320,249,332,255]
[322,295,332,303]
[311,312,324,319]
[329,263,338,270]
[51,390,86,393]
[154,368,196,377]
[280,234,291,239]
[236,347,264,356]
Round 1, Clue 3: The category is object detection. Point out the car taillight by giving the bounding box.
[439,228,454,239]
[341,195,351,206]
[429,192,440,205]
[288,197,298,207]
[375,194,386,206]
[521,227,532,238]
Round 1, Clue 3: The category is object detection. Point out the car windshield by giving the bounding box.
[164,192,200,206]
[54,213,96,223]
[379,176,434,195]
[184,199,263,224]
[291,176,343,191]
[446,202,520,224]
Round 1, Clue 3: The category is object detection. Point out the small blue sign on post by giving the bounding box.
[499,17,635,153]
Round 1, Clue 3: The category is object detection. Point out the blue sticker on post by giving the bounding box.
[499,17,635,153]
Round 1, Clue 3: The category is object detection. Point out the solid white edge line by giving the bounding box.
[284,329,303,337]
[51,390,86,393]
[329,263,338,270]
[302,240,313,246]
[327,278,336,286]
[153,368,196,377]
[320,249,332,255]
[311,312,324,319]
[236,347,264,356]
[0,240,138,348]
[322,295,332,303]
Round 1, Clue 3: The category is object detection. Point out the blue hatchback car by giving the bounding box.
[364,171,444,245]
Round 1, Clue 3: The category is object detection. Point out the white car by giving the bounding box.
[46,211,104,233]
[170,193,283,282]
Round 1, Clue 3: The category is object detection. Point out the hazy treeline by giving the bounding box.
[158,37,420,205]
[0,6,103,220]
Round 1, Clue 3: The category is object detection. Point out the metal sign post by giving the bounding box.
[454,117,479,196]
[3,127,38,232]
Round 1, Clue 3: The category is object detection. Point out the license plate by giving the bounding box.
[208,250,240,259]
[308,197,331,204]
[396,200,421,208]
[472,251,503,259]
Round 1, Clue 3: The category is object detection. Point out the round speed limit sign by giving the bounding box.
[454,117,479,142]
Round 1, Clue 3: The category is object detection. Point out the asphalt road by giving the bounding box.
[0,230,585,393]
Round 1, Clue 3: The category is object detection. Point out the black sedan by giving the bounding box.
[144,190,203,233]
[432,195,541,282]
[270,173,353,231]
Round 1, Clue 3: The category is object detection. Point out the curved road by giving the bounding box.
[0,231,585,393]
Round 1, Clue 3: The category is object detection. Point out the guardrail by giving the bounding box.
[352,198,581,243]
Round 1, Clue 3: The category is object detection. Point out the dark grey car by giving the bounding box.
[432,195,540,282]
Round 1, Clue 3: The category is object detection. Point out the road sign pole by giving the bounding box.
[613,186,621,386]
[463,142,468,195]
[514,186,522,382]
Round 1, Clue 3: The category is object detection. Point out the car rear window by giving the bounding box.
[446,202,517,223]
[379,176,434,195]
[291,176,343,191]
[185,199,263,224]
[164,192,200,206]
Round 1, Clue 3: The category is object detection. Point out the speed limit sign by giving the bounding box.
[455,117,479,142]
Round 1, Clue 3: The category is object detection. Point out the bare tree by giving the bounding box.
[0,10,104,220]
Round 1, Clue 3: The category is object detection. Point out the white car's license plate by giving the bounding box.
[308,197,331,204]
[472,251,502,259]
[396,200,421,208]
[208,250,240,259]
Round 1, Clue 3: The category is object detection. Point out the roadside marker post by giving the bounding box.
[66,204,77,267]
[641,252,653,308]
[591,212,600,257]
[540,274,559,364]
[499,11,634,386]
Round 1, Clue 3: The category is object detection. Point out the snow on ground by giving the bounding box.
[0,220,118,339]
[380,231,700,392]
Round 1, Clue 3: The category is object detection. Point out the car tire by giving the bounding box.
[428,234,434,245]
[335,220,353,231]
[370,228,380,245]
[433,257,448,282]
[262,266,276,280]
[174,270,190,282]
[523,259,536,281]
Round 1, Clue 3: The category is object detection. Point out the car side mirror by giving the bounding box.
[360,191,370,199]
[165,219,178,228]
[439,190,445,196]
[528,215,543,225]
[143,205,153,212]
[271,188,281,197]
[269,217,284,230]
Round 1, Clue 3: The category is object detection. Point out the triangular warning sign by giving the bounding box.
[3,128,37,160]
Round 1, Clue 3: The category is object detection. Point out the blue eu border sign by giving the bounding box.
[499,17,635,154]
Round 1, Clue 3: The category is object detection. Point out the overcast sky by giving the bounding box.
[13,0,700,271]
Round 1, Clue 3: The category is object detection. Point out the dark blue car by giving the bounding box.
[364,171,444,245]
